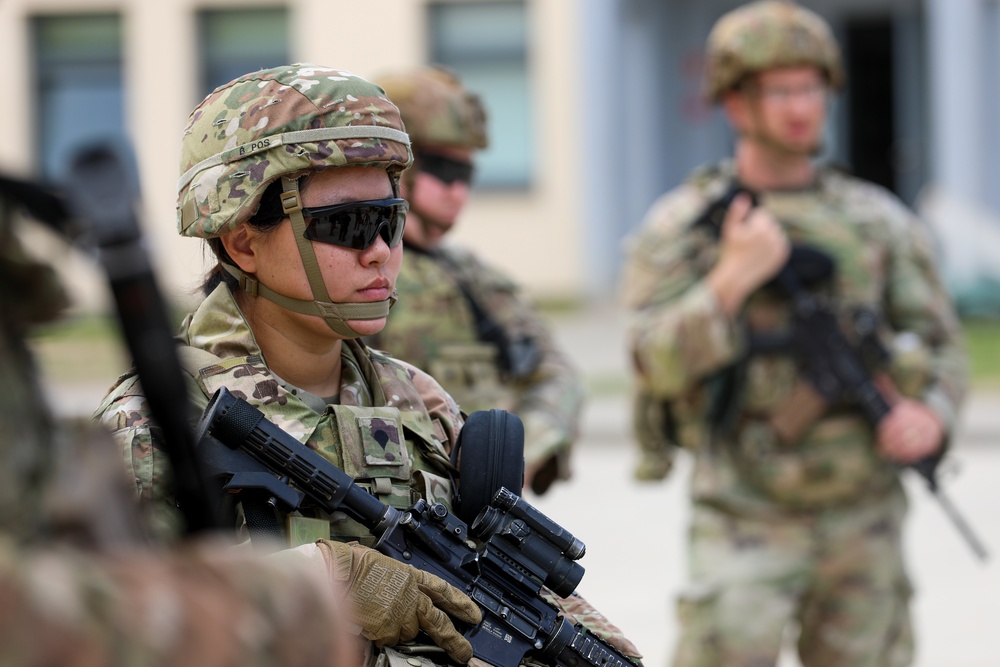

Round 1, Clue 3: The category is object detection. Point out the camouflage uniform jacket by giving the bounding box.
[94,281,639,664]
[367,243,584,475]
[97,283,463,544]
[622,161,967,515]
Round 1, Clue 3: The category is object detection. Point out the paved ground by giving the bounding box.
[40,299,1000,667]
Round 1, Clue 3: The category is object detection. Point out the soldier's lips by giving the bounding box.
[358,279,392,300]
[783,123,819,142]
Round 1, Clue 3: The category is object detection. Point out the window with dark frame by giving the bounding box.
[33,14,125,180]
[429,1,533,189]
[198,7,289,100]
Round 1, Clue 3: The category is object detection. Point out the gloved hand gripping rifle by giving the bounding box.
[195,386,635,667]
[694,186,989,562]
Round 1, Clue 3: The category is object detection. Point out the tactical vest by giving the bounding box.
[370,245,515,413]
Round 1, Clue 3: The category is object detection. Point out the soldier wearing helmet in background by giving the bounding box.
[94,63,637,666]
[620,2,966,666]
[365,66,585,496]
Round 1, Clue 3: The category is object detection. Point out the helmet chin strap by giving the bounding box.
[223,176,395,339]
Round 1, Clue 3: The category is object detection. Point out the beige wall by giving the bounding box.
[0,0,584,313]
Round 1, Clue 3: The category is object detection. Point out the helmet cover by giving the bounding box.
[704,1,844,103]
[178,64,412,238]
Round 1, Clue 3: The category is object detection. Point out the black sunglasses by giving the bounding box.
[301,198,408,250]
[417,152,475,185]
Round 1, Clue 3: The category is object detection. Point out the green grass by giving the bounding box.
[28,314,129,388]
[30,313,120,341]
[962,319,1000,388]
[25,313,1000,392]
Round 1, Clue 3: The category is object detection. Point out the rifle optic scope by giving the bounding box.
[472,487,586,598]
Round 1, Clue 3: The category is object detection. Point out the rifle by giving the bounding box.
[695,185,989,562]
[195,386,635,667]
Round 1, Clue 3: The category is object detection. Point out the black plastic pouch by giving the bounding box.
[451,408,525,524]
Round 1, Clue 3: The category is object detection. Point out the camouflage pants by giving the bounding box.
[672,492,914,667]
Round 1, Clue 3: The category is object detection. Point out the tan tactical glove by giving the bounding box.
[315,539,482,663]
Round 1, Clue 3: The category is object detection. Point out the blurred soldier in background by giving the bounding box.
[621,2,967,666]
[366,66,585,496]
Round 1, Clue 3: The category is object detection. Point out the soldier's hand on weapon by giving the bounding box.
[310,539,483,663]
[877,398,945,465]
[707,193,790,314]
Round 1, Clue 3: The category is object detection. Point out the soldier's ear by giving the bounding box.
[218,223,260,275]
[721,89,751,133]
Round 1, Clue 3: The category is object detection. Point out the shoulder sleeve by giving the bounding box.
[620,184,745,397]
[0,540,344,665]
[93,373,193,541]
[863,184,968,431]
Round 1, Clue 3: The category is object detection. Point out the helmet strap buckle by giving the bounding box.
[280,189,302,215]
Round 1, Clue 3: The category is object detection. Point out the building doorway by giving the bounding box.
[844,17,897,195]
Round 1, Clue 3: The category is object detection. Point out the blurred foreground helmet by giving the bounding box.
[704,0,844,103]
[377,66,488,150]
[178,64,412,239]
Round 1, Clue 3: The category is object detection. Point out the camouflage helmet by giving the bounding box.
[376,65,488,150]
[177,64,412,238]
[704,0,845,103]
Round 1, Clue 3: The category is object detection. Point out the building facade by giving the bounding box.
[1,0,997,313]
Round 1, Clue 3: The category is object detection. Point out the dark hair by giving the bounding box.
[200,178,297,295]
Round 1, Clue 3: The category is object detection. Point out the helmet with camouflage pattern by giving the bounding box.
[376,65,488,150]
[176,64,413,338]
[704,0,844,103]
[178,64,411,238]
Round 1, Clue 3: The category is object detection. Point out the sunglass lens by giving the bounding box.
[418,153,474,185]
[303,199,407,250]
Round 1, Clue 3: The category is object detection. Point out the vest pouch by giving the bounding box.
[429,343,509,412]
[326,405,412,508]
[732,415,896,507]
[411,469,455,510]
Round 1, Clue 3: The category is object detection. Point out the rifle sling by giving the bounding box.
[404,243,512,369]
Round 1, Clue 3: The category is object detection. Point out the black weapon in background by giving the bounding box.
[693,185,989,562]
[0,141,221,536]
[196,386,634,667]
[405,243,542,380]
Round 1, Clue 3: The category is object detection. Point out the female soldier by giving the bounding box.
[96,64,480,664]
[96,63,638,666]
